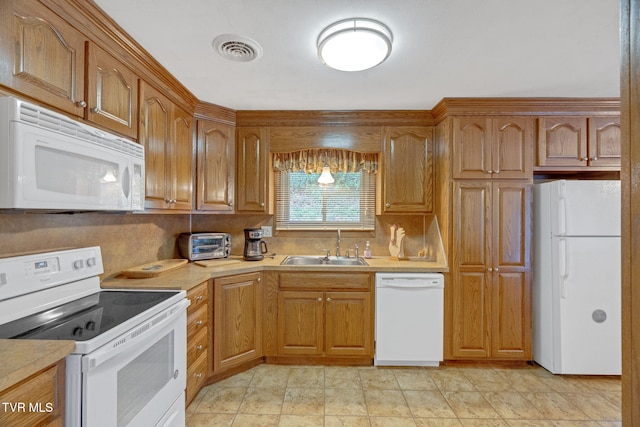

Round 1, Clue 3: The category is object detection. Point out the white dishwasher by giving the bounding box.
[375,273,444,366]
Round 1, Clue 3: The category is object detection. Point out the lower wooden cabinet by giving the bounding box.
[213,272,263,372]
[0,361,65,426]
[450,181,532,360]
[185,281,208,406]
[276,272,373,359]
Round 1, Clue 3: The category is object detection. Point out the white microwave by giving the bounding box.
[0,96,145,211]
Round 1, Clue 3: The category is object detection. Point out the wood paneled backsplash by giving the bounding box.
[0,212,443,279]
[0,212,190,278]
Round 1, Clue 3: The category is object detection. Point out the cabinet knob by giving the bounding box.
[591,157,598,161]
[229,201,233,206]
[385,203,391,208]
[196,320,203,326]
[260,202,265,207]
[326,297,332,302]
[196,373,203,379]
[494,170,500,174]
[90,107,99,113]
[77,100,87,108]
[487,267,493,272]
[487,170,494,174]
[494,267,499,272]
[317,297,323,302]
[196,296,203,302]
[165,199,177,204]
[257,277,261,282]
[581,157,588,161]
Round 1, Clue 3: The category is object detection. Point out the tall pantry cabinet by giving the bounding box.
[436,114,533,360]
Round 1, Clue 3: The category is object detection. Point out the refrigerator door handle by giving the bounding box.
[558,197,567,235]
[559,238,569,298]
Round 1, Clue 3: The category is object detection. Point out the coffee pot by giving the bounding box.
[243,228,268,261]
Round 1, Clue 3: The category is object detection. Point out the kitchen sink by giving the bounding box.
[280,256,368,266]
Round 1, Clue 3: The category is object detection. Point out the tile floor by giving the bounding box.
[186,364,621,427]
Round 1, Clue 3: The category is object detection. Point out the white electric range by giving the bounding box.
[0,247,189,427]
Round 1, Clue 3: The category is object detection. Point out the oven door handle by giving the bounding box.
[83,299,189,371]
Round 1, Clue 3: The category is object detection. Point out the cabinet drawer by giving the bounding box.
[186,352,208,405]
[187,281,208,314]
[278,272,371,290]
[188,328,208,367]
[187,305,207,340]
[0,363,63,426]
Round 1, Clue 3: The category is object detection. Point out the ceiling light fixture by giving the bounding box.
[317,18,393,72]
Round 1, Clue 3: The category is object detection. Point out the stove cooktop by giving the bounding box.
[0,290,180,341]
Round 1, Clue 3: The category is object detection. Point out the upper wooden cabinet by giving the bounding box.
[196,120,235,212]
[451,181,532,360]
[452,117,533,180]
[382,126,434,213]
[0,0,87,117]
[139,81,194,210]
[0,1,139,138]
[236,127,269,213]
[85,43,138,138]
[537,116,620,169]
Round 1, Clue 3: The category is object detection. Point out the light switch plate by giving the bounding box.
[261,225,272,237]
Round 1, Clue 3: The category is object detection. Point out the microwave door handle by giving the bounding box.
[121,165,131,198]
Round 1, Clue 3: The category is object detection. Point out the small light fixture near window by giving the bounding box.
[317,18,393,72]
[318,165,335,184]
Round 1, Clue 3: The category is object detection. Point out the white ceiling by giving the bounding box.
[94,0,620,111]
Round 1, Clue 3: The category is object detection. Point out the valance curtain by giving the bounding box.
[272,149,378,174]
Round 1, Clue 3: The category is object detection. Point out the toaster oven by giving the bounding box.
[178,232,231,261]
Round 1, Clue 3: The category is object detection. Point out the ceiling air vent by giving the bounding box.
[212,34,263,62]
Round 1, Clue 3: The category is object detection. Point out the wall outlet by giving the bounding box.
[261,225,272,237]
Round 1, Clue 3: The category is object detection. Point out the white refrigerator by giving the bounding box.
[533,179,621,375]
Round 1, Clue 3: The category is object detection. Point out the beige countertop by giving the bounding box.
[101,255,449,291]
[0,339,75,392]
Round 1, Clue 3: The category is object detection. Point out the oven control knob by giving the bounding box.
[72,326,83,337]
[73,259,84,270]
[85,321,96,331]
[86,257,97,267]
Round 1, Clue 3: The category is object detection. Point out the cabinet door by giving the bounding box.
[86,43,138,138]
[451,182,492,358]
[492,117,533,179]
[453,118,491,179]
[214,273,263,371]
[0,362,65,426]
[588,116,621,167]
[382,126,433,212]
[197,120,235,211]
[0,0,86,117]
[277,291,324,356]
[490,182,531,359]
[139,81,171,209]
[236,127,268,212]
[537,117,588,167]
[168,106,194,210]
[325,291,372,356]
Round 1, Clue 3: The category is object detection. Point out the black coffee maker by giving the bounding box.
[243,228,268,261]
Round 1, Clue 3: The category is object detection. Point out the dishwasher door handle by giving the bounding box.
[377,280,443,289]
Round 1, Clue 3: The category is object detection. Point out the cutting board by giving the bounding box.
[194,259,242,268]
[121,259,188,278]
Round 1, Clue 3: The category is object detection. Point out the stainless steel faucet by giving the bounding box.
[336,228,341,257]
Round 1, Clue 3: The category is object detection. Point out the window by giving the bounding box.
[274,169,376,231]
